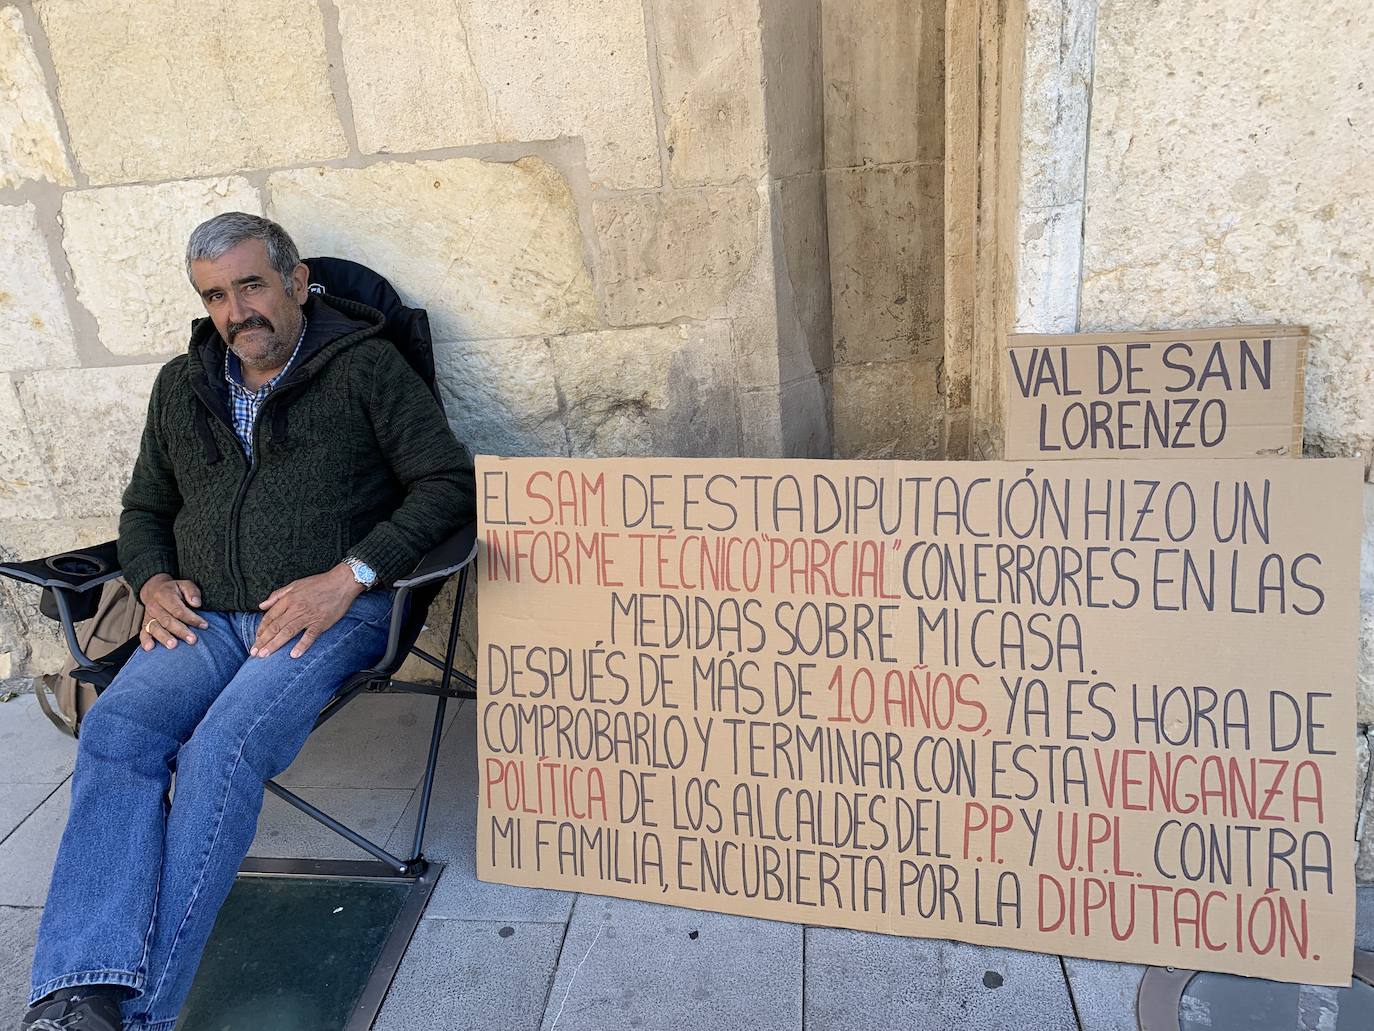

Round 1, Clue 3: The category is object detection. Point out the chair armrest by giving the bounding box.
[392,522,477,589]
[0,539,123,593]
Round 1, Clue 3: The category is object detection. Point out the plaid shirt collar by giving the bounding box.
[224,315,307,458]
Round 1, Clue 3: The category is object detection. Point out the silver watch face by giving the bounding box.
[349,558,377,586]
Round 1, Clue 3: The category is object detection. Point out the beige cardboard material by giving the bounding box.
[475,455,1361,985]
[1004,326,1308,460]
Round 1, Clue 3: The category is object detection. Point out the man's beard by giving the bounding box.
[226,311,300,371]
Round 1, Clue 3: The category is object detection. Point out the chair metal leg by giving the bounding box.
[256,564,471,877]
[407,564,468,862]
[263,780,416,875]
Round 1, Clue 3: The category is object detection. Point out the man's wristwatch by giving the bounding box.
[344,556,378,590]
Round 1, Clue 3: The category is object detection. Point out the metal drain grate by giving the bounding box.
[1137,952,1374,1031]
[175,859,440,1031]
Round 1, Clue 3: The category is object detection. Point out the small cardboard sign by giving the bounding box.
[1004,326,1307,460]
[475,454,1361,985]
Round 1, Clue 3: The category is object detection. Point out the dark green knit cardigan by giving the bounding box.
[118,295,476,611]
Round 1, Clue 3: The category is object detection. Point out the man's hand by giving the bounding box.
[138,574,209,651]
[252,564,365,659]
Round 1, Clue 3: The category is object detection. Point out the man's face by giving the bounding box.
[190,238,309,372]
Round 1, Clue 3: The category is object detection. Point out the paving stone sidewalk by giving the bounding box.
[1,692,1370,1030]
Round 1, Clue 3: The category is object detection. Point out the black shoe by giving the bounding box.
[20,987,124,1030]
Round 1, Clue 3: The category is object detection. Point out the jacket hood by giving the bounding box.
[184,294,385,465]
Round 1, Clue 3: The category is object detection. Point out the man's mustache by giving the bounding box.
[227,314,273,342]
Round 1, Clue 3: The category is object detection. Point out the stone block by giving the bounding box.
[267,158,598,342]
[1018,0,1096,211]
[18,363,161,519]
[650,0,767,186]
[1061,957,1145,1031]
[0,783,66,906]
[0,203,77,372]
[540,895,801,1031]
[831,359,942,460]
[61,178,262,358]
[35,0,345,184]
[0,692,76,785]
[826,162,943,366]
[550,323,740,457]
[1014,201,1085,334]
[434,337,567,459]
[779,372,831,459]
[1079,0,1374,464]
[335,0,659,189]
[0,906,42,1017]
[0,782,56,841]
[373,919,564,1031]
[761,0,823,178]
[774,172,832,384]
[0,6,72,188]
[594,186,760,326]
[736,386,783,457]
[0,374,58,521]
[821,0,943,167]
[806,929,1077,1030]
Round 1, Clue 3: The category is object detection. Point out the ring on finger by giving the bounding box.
[143,618,161,635]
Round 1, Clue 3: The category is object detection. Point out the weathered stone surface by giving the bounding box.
[1358,732,1373,881]
[736,386,784,457]
[1018,0,1096,212]
[1360,592,1373,724]
[826,162,943,365]
[1079,0,1374,462]
[0,6,72,188]
[831,359,941,459]
[434,337,567,459]
[1014,200,1084,334]
[594,187,760,326]
[806,929,1077,1031]
[61,178,262,358]
[268,158,598,341]
[0,203,77,371]
[18,363,160,519]
[0,374,57,521]
[35,0,346,184]
[651,0,766,186]
[551,323,740,457]
[1363,484,1373,722]
[0,517,117,685]
[761,0,823,179]
[335,0,660,189]
[779,373,831,458]
[821,0,944,167]
[541,895,802,1031]
[775,172,832,385]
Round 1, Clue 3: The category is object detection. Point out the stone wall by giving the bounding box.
[0,0,833,686]
[1012,0,1374,879]
[822,0,947,459]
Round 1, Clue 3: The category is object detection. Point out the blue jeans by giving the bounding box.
[29,589,396,1031]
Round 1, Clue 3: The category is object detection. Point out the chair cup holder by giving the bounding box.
[38,552,110,622]
[44,552,108,577]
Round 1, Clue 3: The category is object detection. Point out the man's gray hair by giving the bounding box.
[185,212,302,289]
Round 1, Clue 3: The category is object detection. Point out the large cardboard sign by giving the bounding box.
[1004,326,1307,459]
[475,455,1361,984]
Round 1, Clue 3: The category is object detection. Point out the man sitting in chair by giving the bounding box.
[21,213,475,1031]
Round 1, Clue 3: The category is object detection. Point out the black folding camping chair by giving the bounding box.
[0,257,477,879]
